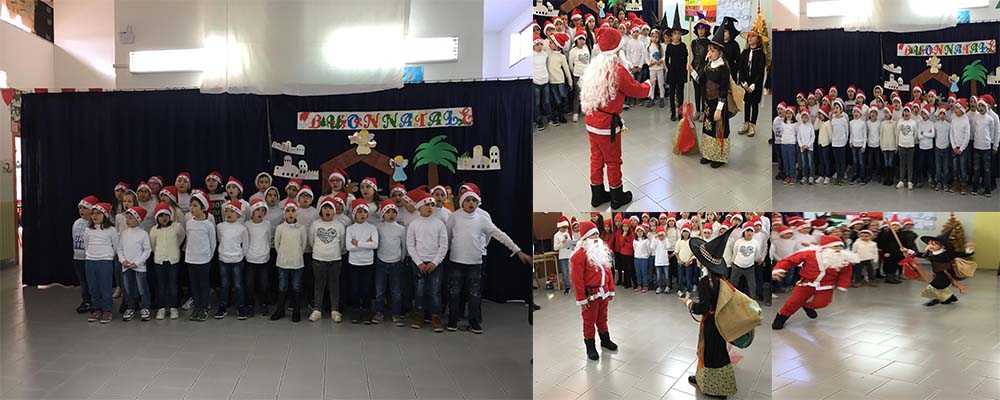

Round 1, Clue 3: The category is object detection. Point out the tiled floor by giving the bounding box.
[532,285,772,400]
[772,171,999,211]
[533,92,773,212]
[772,273,1000,400]
[0,265,531,400]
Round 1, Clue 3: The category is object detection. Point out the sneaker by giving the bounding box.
[431,315,444,333]
[678,291,685,298]
[393,315,405,327]
[896,181,904,189]
[446,320,458,332]
[169,308,179,319]
[99,311,113,324]
[75,301,91,314]
[332,311,343,323]
[536,123,545,131]
[640,288,647,293]
[123,309,135,321]
[572,113,579,122]
[155,308,166,320]
[824,177,831,184]
[197,310,209,321]
[214,306,227,319]
[113,287,122,299]
[181,297,194,310]
[88,310,100,322]
[189,310,199,321]
[371,312,383,325]
[140,309,151,321]
[411,313,424,329]
[237,308,248,320]
[309,310,322,322]
[908,182,914,190]
[654,288,661,294]
[469,321,483,334]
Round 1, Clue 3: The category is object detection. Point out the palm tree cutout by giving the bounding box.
[962,60,988,97]
[414,135,458,187]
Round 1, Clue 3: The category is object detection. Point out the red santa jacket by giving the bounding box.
[584,62,651,136]
[773,247,853,291]
[570,245,616,305]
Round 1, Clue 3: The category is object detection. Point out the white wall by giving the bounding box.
[409,0,484,81]
[0,22,54,88]
[54,0,116,88]
[774,0,1000,30]
[482,6,531,79]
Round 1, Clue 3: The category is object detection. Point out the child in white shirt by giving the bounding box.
[374,200,407,325]
[798,110,817,184]
[830,101,850,184]
[649,227,670,293]
[851,229,879,286]
[308,196,346,323]
[896,106,918,189]
[405,191,449,331]
[149,202,185,320]
[849,106,868,184]
[216,200,249,320]
[185,193,216,321]
[675,224,696,295]
[553,218,574,294]
[632,225,651,293]
[932,108,952,191]
[916,107,936,188]
[346,199,379,324]
[865,107,882,185]
[72,196,96,313]
[730,225,760,300]
[244,199,272,317]
[84,202,119,323]
[272,199,307,322]
[118,207,152,321]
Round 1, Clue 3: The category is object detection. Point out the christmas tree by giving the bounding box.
[940,213,966,251]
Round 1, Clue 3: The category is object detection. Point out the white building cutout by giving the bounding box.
[457,145,501,171]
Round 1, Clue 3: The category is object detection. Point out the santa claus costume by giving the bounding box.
[771,235,859,330]
[579,26,651,209]
[570,220,619,360]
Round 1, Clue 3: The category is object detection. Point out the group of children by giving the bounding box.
[551,211,947,307]
[72,170,530,334]
[773,85,999,197]
[531,9,691,130]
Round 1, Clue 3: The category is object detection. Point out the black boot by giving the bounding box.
[924,299,940,307]
[762,283,772,307]
[609,186,632,209]
[590,184,611,207]
[598,332,618,351]
[771,313,789,330]
[270,291,286,321]
[76,301,91,314]
[942,295,958,304]
[291,291,301,322]
[584,339,599,360]
[803,307,817,319]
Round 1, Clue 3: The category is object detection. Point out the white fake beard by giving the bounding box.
[819,248,848,270]
[579,52,620,115]
[582,237,612,268]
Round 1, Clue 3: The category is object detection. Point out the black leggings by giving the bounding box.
[669,80,685,115]
[744,98,760,123]
[693,81,704,112]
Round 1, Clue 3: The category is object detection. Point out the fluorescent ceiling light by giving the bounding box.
[129,48,206,73]
[404,37,459,63]
[0,70,7,88]
[954,0,989,7]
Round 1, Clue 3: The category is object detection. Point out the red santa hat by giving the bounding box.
[264,185,280,198]
[811,218,828,230]
[795,93,806,101]
[585,13,596,23]
[551,32,570,50]
[378,199,397,216]
[159,186,178,203]
[571,217,579,227]
[296,184,314,200]
[927,89,937,98]
[332,191,349,207]
[955,99,968,113]
[828,86,838,94]
[570,9,583,20]
[174,172,191,184]
[901,103,913,113]
[223,199,244,216]
[390,183,406,196]
[741,221,755,233]
[680,223,692,234]
[779,226,795,236]
[977,96,990,107]
[912,85,923,94]
[595,26,624,53]
[578,220,600,240]
[902,217,913,226]
[79,195,99,208]
[807,93,817,101]
[533,32,545,46]
[628,215,640,226]
[360,177,378,191]
[799,109,810,119]
[125,206,147,221]
[250,198,268,214]
[225,176,243,193]
[848,217,863,227]
[153,202,172,219]
[853,105,864,115]
[190,190,209,210]
[666,212,677,222]
[832,98,845,109]
[543,19,556,33]
[205,170,223,185]
[777,101,787,112]
[573,26,587,42]
[557,216,570,229]
[408,189,435,209]
[818,104,830,118]
[135,181,151,193]
[317,195,336,210]
[636,223,649,233]
[459,183,481,204]
[327,168,348,184]
[919,105,932,116]
[114,181,130,192]
[283,198,298,211]
[286,178,303,190]
[148,175,164,187]
[859,228,873,236]
[818,235,844,249]
[255,171,272,182]
[855,92,866,101]
[702,222,713,232]
[982,94,995,106]
[887,214,902,227]
[93,202,113,217]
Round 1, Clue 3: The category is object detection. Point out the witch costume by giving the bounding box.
[690,19,712,119]
[663,5,689,121]
[691,25,733,168]
[685,226,738,398]
[917,231,973,306]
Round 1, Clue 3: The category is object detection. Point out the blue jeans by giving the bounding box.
[634,257,648,289]
[533,84,550,125]
[413,261,442,315]
[935,148,951,184]
[277,268,303,292]
[817,145,831,178]
[448,262,483,324]
[374,260,403,316]
[952,149,969,183]
[153,262,178,308]
[851,147,865,180]
[883,150,896,174]
[557,258,570,289]
[187,263,211,312]
[799,149,814,180]
[548,83,569,122]
[351,264,375,315]
[781,144,798,178]
[832,146,847,180]
[219,261,246,308]
[972,149,992,190]
[655,265,667,290]
[680,262,698,292]
[85,260,114,312]
[122,269,150,310]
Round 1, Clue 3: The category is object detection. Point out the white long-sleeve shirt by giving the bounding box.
[149,223,184,264]
[731,238,758,269]
[567,46,590,77]
[849,119,867,147]
[376,221,406,263]
[989,109,1000,151]
[623,36,647,69]
[950,114,971,152]
[632,237,651,258]
[532,50,549,85]
[446,209,521,265]
[867,119,881,148]
[297,207,318,252]
[274,222,307,269]
[971,111,996,150]
[244,219,272,264]
[896,118,917,148]
[184,218,216,265]
[650,237,670,266]
[117,227,151,272]
[309,219,345,262]
[830,114,849,147]
[797,122,815,149]
[780,120,798,145]
[72,218,88,260]
[216,221,249,263]
[852,239,878,262]
[675,238,693,264]
[917,119,935,150]
[345,222,378,266]
[406,216,448,265]
[934,119,951,149]
[553,230,574,260]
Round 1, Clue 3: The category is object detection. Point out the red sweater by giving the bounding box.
[616,231,635,256]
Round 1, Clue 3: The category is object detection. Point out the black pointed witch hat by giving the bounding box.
[668,4,688,35]
[710,16,738,48]
[689,225,736,276]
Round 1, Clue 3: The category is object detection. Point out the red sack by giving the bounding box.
[900,255,921,280]
[674,102,697,154]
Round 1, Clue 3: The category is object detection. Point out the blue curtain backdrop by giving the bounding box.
[20,81,532,303]
[773,22,1000,112]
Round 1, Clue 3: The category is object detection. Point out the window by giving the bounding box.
[509,24,532,67]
